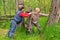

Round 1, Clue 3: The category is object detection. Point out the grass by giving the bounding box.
[44,23,60,40]
[0,0,60,40]
[0,17,60,40]
[0,17,47,40]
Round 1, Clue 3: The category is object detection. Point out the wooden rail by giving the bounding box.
[0,14,49,20]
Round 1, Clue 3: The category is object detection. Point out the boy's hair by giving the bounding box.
[35,7,40,13]
[26,7,32,13]
[35,8,40,10]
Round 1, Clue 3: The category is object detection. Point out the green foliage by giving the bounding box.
[0,17,47,40]
[0,17,60,40]
[24,0,51,13]
[44,23,60,40]
[0,0,16,16]
[0,0,60,40]
[0,0,51,16]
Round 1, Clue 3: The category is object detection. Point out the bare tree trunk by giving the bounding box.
[15,0,18,11]
[58,0,60,22]
[47,0,60,25]
[3,0,6,16]
[18,0,23,4]
[15,0,24,11]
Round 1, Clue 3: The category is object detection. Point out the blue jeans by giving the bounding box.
[8,20,17,38]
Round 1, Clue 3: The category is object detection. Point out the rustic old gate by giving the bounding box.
[0,0,23,20]
[0,0,51,27]
[0,0,23,27]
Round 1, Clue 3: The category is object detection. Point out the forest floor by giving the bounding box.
[0,28,44,40]
[0,17,60,40]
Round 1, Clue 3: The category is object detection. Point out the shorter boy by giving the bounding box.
[25,8,49,34]
[25,8,41,34]
[8,4,31,38]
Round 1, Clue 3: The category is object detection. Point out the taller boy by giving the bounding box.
[8,4,30,38]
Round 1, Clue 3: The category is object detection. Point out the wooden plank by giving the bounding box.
[0,18,12,20]
[3,0,6,16]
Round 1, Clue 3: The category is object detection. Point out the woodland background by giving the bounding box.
[0,0,60,40]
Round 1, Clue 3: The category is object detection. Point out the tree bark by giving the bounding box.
[47,0,60,25]
[15,0,24,11]
[18,0,23,4]
[15,0,18,11]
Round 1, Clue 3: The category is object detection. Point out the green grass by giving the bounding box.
[0,17,47,40]
[44,23,60,40]
[0,0,60,40]
[0,17,60,40]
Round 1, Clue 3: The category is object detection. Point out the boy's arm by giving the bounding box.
[39,13,49,17]
[19,12,31,18]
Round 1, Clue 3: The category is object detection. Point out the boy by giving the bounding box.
[8,4,31,38]
[25,8,48,34]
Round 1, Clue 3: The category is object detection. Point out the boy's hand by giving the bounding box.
[29,13,31,15]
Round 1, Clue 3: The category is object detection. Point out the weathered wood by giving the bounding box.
[9,0,11,17]
[47,0,60,25]
[3,0,6,16]
[0,15,14,17]
[15,0,24,11]
[18,0,24,4]
[0,15,13,20]
[0,13,48,20]
[0,18,12,20]
[15,0,19,11]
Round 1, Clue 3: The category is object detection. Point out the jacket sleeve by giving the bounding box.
[19,12,29,18]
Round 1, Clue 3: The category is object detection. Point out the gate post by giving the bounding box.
[15,0,24,11]
[3,0,6,16]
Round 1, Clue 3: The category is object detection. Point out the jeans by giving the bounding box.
[8,20,17,38]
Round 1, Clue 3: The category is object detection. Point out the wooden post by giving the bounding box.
[3,0,6,16]
[15,0,24,11]
[15,0,18,11]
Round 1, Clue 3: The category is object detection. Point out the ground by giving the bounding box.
[0,17,60,40]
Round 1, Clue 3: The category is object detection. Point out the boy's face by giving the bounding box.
[18,5,24,10]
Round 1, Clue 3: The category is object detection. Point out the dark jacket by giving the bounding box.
[12,10,22,24]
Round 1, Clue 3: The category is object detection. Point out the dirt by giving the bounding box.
[0,29,8,36]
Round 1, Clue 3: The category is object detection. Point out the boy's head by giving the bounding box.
[35,7,40,13]
[26,9,32,13]
[18,4,24,11]
[26,7,32,13]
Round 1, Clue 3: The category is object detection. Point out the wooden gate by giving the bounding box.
[0,0,51,27]
[0,0,23,27]
[0,0,23,20]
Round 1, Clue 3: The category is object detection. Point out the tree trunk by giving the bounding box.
[16,0,18,11]
[47,0,60,25]
[18,0,23,4]
[16,0,24,11]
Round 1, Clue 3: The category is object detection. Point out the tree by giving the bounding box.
[47,0,60,25]
[16,0,24,11]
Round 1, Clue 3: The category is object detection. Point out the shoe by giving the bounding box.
[8,31,13,38]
